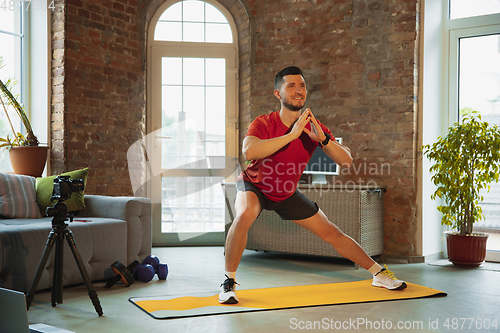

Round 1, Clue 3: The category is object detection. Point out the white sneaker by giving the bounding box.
[219,275,239,304]
[372,265,407,290]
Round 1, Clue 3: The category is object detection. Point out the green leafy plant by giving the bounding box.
[0,57,39,150]
[421,111,500,235]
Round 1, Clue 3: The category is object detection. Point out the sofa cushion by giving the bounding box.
[0,172,41,219]
[36,168,89,216]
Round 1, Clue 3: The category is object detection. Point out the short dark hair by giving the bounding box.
[274,66,304,90]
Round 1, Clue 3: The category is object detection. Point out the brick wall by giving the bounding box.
[51,0,419,255]
[51,0,149,195]
[50,0,66,174]
[52,0,251,196]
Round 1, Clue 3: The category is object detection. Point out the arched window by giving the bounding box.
[154,0,233,43]
[147,0,239,245]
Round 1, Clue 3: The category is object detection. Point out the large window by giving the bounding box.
[446,0,500,260]
[0,2,25,172]
[147,0,239,245]
[154,0,232,43]
[0,2,50,174]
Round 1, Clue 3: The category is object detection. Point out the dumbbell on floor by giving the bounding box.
[134,263,155,282]
[134,255,169,282]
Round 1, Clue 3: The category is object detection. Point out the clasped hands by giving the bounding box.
[290,108,326,143]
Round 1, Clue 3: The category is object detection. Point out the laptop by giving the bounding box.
[0,287,74,333]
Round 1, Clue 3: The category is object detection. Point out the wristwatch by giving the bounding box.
[319,133,331,147]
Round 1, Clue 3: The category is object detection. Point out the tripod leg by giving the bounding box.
[52,231,64,307]
[64,229,103,316]
[26,230,58,310]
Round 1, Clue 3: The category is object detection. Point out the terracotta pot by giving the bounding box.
[445,232,489,266]
[9,146,49,177]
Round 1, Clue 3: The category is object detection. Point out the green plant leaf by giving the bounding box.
[0,56,39,147]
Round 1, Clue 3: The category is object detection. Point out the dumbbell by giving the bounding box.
[134,263,156,282]
[157,262,168,280]
[142,254,160,271]
[134,255,169,282]
[104,260,140,288]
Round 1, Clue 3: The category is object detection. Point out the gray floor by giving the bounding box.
[27,247,500,333]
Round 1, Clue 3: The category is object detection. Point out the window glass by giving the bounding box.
[205,23,232,43]
[0,3,21,33]
[205,86,225,136]
[161,177,225,233]
[0,6,23,172]
[159,1,182,21]
[458,34,500,116]
[161,57,226,170]
[154,0,232,43]
[183,0,204,22]
[450,0,500,19]
[183,22,205,42]
[162,57,183,85]
[458,33,500,254]
[182,58,205,86]
[205,58,225,86]
[205,3,227,23]
[155,21,182,41]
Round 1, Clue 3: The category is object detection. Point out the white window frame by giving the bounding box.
[444,2,500,125]
[0,2,50,174]
[0,1,28,172]
[444,0,500,261]
[147,0,239,246]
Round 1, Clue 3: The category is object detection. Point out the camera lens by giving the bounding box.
[69,179,85,192]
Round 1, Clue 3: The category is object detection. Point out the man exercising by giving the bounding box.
[220,66,406,304]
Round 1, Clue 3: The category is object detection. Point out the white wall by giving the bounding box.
[29,8,50,175]
[417,0,446,259]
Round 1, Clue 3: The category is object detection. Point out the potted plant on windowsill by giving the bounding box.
[422,111,500,266]
[0,58,48,177]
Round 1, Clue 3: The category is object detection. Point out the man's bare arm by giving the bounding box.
[305,109,352,168]
[243,110,312,161]
[322,140,353,168]
[242,135,294,161]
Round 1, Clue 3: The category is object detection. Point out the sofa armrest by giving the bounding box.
[80,195,152,263]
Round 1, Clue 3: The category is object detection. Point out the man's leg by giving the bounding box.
[292,209,407,290]
[225,190,262,272]
[292,209,375,269]
[220,190,262,303]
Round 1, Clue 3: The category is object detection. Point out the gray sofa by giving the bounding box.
[0,195,152,293]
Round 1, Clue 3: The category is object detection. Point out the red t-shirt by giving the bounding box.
[239,111,333,202]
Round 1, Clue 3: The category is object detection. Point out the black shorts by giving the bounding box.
[236,180,319,220]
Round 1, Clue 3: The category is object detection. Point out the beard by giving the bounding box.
[282,98,304,112]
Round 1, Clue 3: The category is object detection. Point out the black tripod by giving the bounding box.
[25,200,103,316]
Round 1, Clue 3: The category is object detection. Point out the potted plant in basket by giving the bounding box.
[421,111,500,265]
[0,57,48,177]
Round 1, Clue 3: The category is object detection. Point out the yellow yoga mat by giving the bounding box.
[129,280,446,319]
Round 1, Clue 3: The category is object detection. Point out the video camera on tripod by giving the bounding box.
[50,175,85,202]
[26,175,103,316]
[45,175,85,226]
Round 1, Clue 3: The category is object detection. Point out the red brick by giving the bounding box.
[367,72,380,80]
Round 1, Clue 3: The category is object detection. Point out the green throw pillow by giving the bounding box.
[36,168,89,216]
